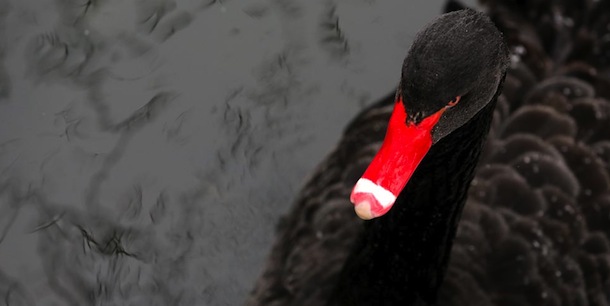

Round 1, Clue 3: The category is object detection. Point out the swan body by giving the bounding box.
[248,1,610,305]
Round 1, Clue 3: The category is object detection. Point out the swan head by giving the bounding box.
[352,9,510,220]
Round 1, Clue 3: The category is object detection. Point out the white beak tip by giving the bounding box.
[351,178,397,220]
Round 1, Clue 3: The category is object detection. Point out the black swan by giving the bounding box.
[248,1,610,305]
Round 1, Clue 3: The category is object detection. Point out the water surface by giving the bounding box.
[0,1,465,304]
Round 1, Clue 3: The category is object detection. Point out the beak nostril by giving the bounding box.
[447,96,461,108]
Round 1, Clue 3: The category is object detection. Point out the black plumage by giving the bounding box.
[441,1,610,304]
[248,1,610,305]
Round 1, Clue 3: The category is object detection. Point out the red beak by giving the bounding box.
[350,98,446,220]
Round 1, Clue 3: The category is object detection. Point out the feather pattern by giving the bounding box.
[248,1,610,305]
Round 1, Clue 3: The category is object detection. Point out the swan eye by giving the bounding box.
[446,96,461,108]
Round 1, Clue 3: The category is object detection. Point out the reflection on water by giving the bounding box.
[0,0,447,304]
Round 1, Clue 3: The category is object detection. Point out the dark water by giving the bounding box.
[0,1,475,304]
